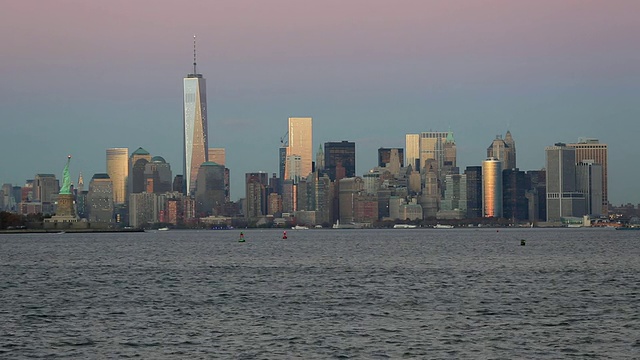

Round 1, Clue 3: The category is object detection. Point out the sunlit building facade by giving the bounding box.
[106,148,128,204]
[405,134,420,171]
[482,158,502,218]
[286,117,313,180]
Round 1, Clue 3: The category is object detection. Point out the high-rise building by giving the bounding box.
[405,134,420,171]
[338,177,364,224]
[208,148,225,166]
[442,131,458,176]
[487,131,516,170]
[465,166,483,219]
[576,160,603,216]
[286,117,313,180]
[502,168,528,221]
[441,174,467,212]
[482,158,502,218]
[567,138,608,215]
[144,156,173,193]
[195,162,226,216]
[129,147,151,195]
[33,174,58,203]
[245,172,269,218]
[325,141,356,182]
[183,36,209,196]
[545,143,585,222]
[378,148,404,168]
[418,131,449,174]
[315,144,325,172]
[504,130,516,169]
[526,170,546,223]
[87,173,114,223]
[106,148,128,204]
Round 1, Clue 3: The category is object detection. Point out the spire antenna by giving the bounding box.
[193,34,197,75]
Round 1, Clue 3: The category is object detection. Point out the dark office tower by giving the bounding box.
[87,173,114,223]
[545,143,585,222]
[278,147,287,184]
[296,177,309,211]
[378,148,405,168]
[324,141,356,182]
[465,166,483,219]
[144,156,173,193]
[487,133,515,170]
[129,147,151,195]
[268,173,280,196]
[576,160,603,216]
[502,168,528,221]
[183,36,209,196]
[195,162,225,216]
[172,175,184,193]
[245,172,269,218]
[526,170,546,222]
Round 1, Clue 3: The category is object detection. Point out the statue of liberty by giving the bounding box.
[59,155,72,195]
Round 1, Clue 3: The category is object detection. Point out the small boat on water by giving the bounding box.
[393,224,417,229]
[158,227,169,231]
[291,225,309,230]
[433,224,454,229]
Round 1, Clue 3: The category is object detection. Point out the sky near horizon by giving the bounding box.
[1,0,639,204]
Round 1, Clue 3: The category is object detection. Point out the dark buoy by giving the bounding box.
[239,232,245,242]
[521,239,526,246]
[282,230,287,239]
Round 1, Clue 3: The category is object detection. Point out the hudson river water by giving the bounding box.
[1,228,639,359]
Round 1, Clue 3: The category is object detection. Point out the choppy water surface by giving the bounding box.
[1,228,639,358]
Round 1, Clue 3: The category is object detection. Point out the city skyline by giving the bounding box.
[1,1,639,204]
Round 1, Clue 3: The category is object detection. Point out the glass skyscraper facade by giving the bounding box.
[286,117,313,180]
[183,40,208,196]
[106,148,128,204]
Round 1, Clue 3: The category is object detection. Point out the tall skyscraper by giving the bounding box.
[487,131,516,170]
[465,166,483,219]
[405,134,420,171]
[106,148,128,204]
[183,36,209,196]
[245,172,269,218]
[406,130,456,197]
[575,160,603,216]
[482,158,502,218]
[378,148,404,168]
[208,148,225,166]
[33,174,58,203]
[567,138,608,215]
[545,143,585,222]
[195,162,225,216]
[502,168,528,221]
[286,117,313,180]
[87,173,114,223]
[325,141,356,182]
[144,156,173,193]
[129,147,151,195]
